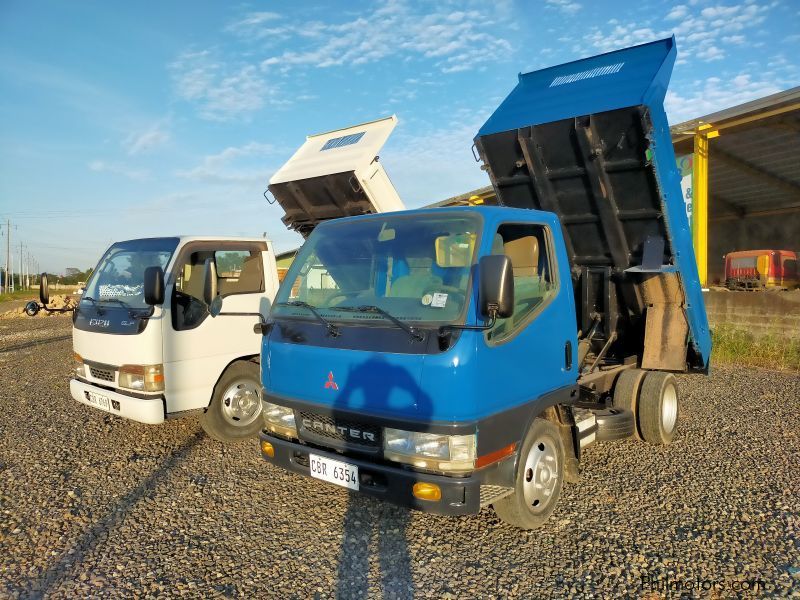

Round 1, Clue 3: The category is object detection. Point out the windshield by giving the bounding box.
[274,213,480,324]
[83,238,180,309]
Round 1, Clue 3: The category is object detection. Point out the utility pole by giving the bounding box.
[7,219,12,294]
[19,241,24,291]
[1,221,5,294]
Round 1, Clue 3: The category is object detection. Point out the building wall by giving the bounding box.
[704,289,800,337]
[708,212,800,285]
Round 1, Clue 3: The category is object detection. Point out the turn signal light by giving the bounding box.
[475,442,517,469]
[73,353,85,377]
[412,482,442,502]
[260,440,275,458]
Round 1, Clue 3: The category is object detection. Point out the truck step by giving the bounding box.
[480,485,514,507]
[573,408,597,449]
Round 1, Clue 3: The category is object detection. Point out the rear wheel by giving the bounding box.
[638,371,679,445]
[201,361,262,443]
[493,419,564,529]
[612,368,646,440]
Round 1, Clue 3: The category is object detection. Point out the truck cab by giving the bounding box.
[32,117,405,443]
[257,38,712,529]
[66,235,279,442]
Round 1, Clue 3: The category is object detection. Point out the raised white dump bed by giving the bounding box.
[268,115,405,238]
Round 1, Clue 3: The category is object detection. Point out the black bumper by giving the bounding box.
[259,432,514,516]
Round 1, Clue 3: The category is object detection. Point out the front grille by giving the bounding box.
[89,366,115,382]
[298,411,381,448]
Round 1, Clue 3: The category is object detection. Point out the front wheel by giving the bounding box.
[493,418,564,529]
[200,361,263,443]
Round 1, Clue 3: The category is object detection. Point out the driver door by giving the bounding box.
[162,241,268,414]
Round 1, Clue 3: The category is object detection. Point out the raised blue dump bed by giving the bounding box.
[475,37,711,370]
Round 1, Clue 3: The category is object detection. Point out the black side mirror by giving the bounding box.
[143,266,165,306]
[202,258,216,305]
[479,255,514,319]
[209,295,223,317]
[40,273,49,305]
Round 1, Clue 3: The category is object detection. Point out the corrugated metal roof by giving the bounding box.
[669,85,800,218]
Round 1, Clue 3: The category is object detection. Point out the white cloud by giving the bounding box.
[584,2,776,65]
[176,142,278,184]
[124,122,170,155]
[227,11,280,30]
[696,45,725,61]
[257,5,512,74]
[225,11,287,41]
[665,72,782,123]
[169,51,283,121]
[545,0,582,14]
[666,5,689,20]
[379,106,494,207]
[171,2,514,120]
[88,160,148,181]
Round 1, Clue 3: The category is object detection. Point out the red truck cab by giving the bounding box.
[724,249,799,290]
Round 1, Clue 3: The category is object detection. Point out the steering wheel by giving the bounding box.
[174,290,207,320]
[324,291,362,307]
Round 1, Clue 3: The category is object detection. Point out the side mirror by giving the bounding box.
[209,295,223,318]
[143,266,165,306]
[40,273,49,305]
[202,258,216,305]
[478,255,514,319]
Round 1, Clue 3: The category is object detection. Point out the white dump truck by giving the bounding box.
[30,116,404,443]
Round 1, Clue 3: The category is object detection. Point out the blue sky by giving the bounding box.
[1,0,798,273]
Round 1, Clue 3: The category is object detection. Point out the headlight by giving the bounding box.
[383,428,476,474]
[262,401,297,439]
[119,364,164,392]
[73,352,85,377]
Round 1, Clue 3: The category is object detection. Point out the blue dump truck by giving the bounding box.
[233,38,711,529]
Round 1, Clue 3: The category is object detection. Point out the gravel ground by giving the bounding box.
[0,317,797,599]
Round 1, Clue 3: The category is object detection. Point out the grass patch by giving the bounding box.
[0,289,37,303]
[712,324,800,372]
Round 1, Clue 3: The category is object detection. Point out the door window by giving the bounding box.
[487,223,556,343]
[171,247,264,331]
[215,250,264,296]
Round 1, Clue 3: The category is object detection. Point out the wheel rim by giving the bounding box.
[661,383,678,434]
[521,434,560,512]
[220,380,261,427]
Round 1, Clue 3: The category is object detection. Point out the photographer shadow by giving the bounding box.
[332,355,433,600]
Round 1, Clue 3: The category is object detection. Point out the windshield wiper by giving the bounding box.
[80,296,104,315]
[337,305,424,342]
[276,301,340,337]
[98,298,150,319]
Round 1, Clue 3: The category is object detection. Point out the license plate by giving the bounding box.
[84,390,111,411]
[308,453,359,491]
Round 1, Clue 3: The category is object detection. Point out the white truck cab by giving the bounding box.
[34,116,405,443]
[68,236,278,442]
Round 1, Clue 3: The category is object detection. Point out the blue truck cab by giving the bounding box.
[253,38,711,529]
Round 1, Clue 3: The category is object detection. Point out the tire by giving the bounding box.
[594,408,636,441]
[200,361,263,443]
[612,368,646,440]
[638,371,679,445]
[493,419,564,530]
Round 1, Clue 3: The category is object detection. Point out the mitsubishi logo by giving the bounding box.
[324,371,339,391]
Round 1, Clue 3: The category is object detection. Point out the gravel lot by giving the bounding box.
[0,316,797,598]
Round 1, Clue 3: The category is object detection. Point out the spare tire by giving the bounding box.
[594,407,636,442]
[612,368,646,440]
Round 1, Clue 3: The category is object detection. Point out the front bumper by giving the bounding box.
[259,432,515,516]
[70,378,165,425]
